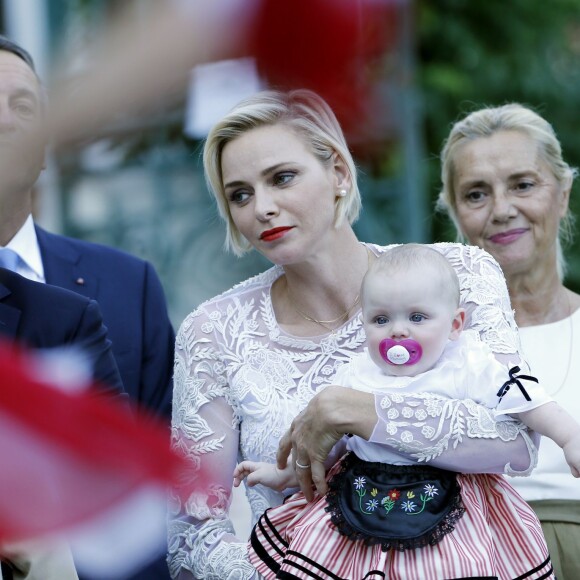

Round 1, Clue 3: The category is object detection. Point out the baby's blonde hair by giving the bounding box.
[362,244,460,308]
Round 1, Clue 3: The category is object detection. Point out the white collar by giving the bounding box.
[4,214,45,282]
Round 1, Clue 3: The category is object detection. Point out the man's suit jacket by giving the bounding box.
[0,267,124,396]
[36,226,175,419]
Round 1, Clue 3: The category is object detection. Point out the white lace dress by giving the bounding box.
[168,242,539,580]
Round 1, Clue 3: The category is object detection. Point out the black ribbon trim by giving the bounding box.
[496,366,537,402]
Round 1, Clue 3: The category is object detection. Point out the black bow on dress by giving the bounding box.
[496,366,538,402]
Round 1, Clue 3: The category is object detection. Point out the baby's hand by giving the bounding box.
[233,461,261,488]
[563,434,580,478]
[234,461,273,487]
[233,460,296,491]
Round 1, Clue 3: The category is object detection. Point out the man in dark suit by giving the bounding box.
[0,265,124,397]
[0,264,125,580]
[0,36,174,579]
[36,227,174,418]
[0,37,174,417]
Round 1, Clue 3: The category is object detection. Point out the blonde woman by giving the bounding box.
[169,90,541,579]
[436,103,580,580]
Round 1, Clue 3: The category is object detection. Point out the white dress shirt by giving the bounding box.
[2,215,45,283]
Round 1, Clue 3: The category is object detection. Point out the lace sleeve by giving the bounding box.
[369,244,538,476]
[168,308,259,580]
[441,243,522,365]
[370,392,539,475]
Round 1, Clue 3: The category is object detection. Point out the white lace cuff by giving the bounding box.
[370,392,538,476]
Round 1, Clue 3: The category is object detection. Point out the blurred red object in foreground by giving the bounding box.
[0,340,194,575]
[250,0,399,140]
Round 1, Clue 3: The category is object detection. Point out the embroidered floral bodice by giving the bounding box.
[168,243,538,580]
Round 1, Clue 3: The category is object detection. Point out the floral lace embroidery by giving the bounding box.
[168,243,535,578]
[167,519,256,580]
[376,392,537,476]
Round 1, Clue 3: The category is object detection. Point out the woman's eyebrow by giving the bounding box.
[224,163,289,189]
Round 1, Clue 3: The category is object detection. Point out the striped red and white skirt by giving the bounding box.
[248,459,554,580]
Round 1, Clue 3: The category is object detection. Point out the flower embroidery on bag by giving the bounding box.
[353,479,440,516]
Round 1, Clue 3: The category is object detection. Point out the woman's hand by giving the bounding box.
[276,386,376,500]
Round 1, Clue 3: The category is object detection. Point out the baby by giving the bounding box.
[235,244,579,579]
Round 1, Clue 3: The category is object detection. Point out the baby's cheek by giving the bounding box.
[367,342,387,369]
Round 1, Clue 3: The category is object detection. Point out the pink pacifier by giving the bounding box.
[379,338,423,366]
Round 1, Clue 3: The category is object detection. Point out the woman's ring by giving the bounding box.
[295,460,311,469]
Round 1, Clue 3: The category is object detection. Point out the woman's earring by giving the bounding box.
[338,189,347,197]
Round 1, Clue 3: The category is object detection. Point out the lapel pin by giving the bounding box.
[75,277,85,286]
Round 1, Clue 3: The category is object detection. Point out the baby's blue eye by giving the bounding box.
[375,316,388,325]
[410,313,425,323]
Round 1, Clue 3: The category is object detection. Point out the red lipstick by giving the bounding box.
[260,227,293,242]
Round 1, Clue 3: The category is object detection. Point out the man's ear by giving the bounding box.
[449,307,466,341]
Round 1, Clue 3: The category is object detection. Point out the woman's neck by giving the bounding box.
[272,228,371,334]
[507,269,569,327]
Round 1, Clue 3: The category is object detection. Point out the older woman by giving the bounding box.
[437,103,580,580]
[168,90,544,579]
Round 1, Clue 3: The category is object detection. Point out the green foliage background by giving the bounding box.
[417,0,580,291]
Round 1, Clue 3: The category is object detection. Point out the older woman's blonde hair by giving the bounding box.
[203,89,361,255]
[437,103,577,279]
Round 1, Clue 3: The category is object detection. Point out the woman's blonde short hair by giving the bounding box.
[437,103,577,279]
[203,89,361,255]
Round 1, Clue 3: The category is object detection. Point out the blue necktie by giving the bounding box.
[0,248,20,272]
